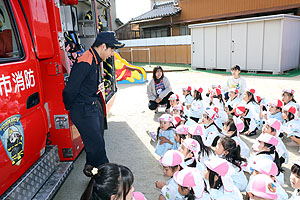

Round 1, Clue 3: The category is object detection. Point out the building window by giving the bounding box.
[179,25,190,36]
[143,27,169,38]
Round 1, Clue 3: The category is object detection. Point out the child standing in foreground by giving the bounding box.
[155,114,176,157]
[290,161,300,200]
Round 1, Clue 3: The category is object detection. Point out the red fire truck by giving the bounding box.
[0,0,116,199]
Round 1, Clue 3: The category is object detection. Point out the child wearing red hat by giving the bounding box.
[225,88,241,116]
[282,89,299,110]
[182,86,193,107]
[185,87,204,123]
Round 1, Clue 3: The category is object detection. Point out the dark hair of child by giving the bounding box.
[176,132,186,141]
[224,119,238,137]
[152,66,164,80]
[206,120,222,134]
[231,65,241,71]
[207,168,223,189]
[209,94,225,108]
[156,125,175,141]
[219,137,247,171]
[192,135,214,158]
[257,143,284,175]
[246,91,258,105]
[194,90,203,101]
[282,92,297,104]
[291,163,300,177]
[81,163,134,200]
[185,150,197,167]
[180,181,209,200]
[284,110,295,122]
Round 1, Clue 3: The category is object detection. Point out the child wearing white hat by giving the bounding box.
[246,157,288,200]
[248,174,278,200]
[214,136,248,191]
[260,99,284,123]
[290,161,300,200]
[234,103,259,136]
[225,88,241,116]
[173,167,211,200]
[182,86,193,107]
[262,118,289,165]
[155,114,176,157]
[222,117,250,158]
[185,87,204,123]
[204,157,243,200]
[282,89,299,111]
[281,105,300,152]
[201,107,223,147]
[249,134,284,185]
[156,150,184,200]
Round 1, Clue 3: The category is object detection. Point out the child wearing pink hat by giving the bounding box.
[248,174,278,200]
[155,114,176,157]
[178,138,200,168]
[290,161,300,200]
[204,157,243,200]
[262,118,289,166]
[215,136,248,191]
[281,105,300,152]
[246,157,288,200]
[173,167,211,199]
[185,87,204,123]
[249,134,284,186]
[201,107,222,147]
[156,150,184,200]
[174,125,188,150]
[222,117,250,158]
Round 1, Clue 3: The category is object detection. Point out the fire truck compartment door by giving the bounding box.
[20,0,54,59]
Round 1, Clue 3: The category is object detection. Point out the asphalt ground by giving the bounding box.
[53,69,300,200]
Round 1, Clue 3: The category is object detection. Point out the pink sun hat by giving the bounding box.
[188,124,204,136]
[249,174,278,199]
[159,150,184,167]
[173,167,205,199]
[181,138,200,160]
[175,125,189,135]
[168,94,180,100]
[233,116,245,134]
[265,118,282,137]
[250,157,278,176]
[173,104,184,111]
[257,133,279,147]
[282,89,295,95]
[132,192,147,200]
[204,157,235,192]
[158,114,173,122]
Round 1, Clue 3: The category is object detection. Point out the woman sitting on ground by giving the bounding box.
[147,66,173,113]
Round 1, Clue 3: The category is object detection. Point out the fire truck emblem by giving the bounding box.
[0,115,24,166]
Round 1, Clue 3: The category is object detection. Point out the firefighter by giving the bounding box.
[62,31,124,177]
[7,128,24,166]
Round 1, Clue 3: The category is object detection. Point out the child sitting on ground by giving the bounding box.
[178,138,200,168]
[222,65,247,101]
[155,114,176,157]
[290,161,300,199]
[282,89,299,111]
[173,167,211,199]
[260,99,284,123]
[247,174,278,200]
[234,103,259,136]
[225,88,241,116]
[214,136,248,191]
[185,87,204,123]
[182,86,193,107]
[156,150,184,200]
[174,125,188,150]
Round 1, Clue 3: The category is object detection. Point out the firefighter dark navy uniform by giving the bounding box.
[62,32,124,176]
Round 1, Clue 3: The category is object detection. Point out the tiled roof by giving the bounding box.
[131,1,181,22]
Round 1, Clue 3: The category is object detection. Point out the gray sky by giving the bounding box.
[115,0,151,23]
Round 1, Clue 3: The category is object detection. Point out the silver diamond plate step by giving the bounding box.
[0,146,73,200]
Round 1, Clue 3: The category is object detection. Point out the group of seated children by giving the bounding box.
[149,65,300,199]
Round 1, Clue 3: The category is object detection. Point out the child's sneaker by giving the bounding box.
[146,130,157,142]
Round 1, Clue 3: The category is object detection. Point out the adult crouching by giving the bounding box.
[147,66,173,113]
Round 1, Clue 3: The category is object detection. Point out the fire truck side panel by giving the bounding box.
[0,0,48,196]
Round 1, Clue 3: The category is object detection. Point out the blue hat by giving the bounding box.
[94,31,124,49]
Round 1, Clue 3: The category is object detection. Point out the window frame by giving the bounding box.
[0,0,25,64]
